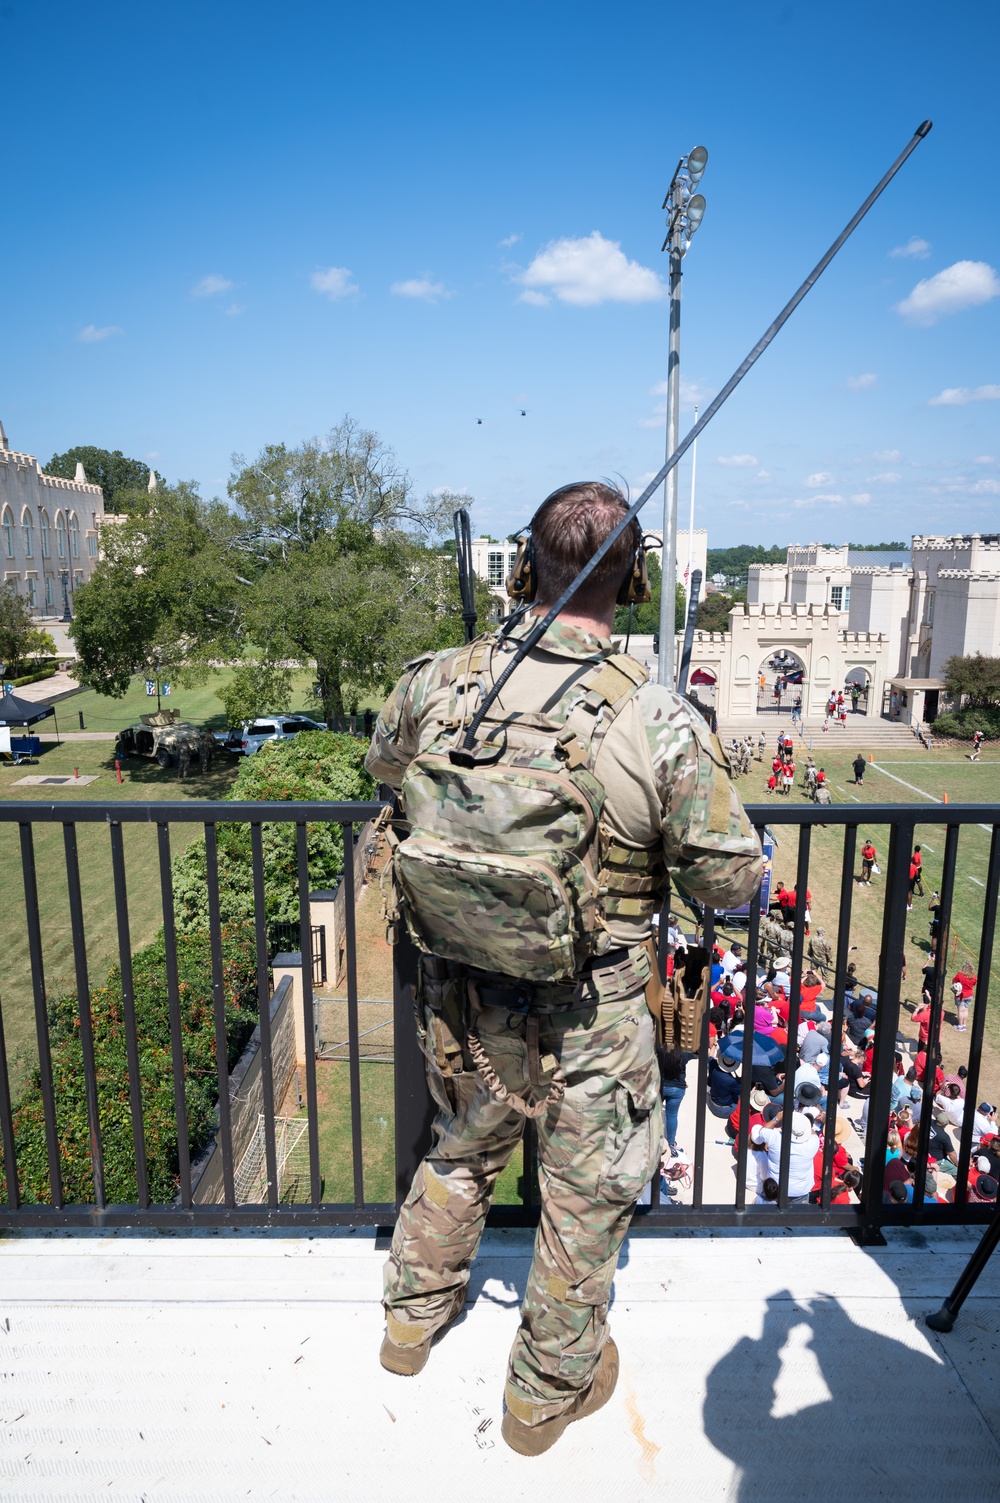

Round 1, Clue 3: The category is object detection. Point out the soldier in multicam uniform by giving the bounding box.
[809,927,834,976]
[366,482,762,1456]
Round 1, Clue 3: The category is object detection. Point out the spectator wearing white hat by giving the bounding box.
[750,1110,818,1205]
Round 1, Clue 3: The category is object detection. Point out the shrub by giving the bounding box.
[2,928,258,1205]
[931,706,1000,740]
[11,667,58,687]
[172,731,375,933]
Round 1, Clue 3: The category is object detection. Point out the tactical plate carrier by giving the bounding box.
[388,636,665,985]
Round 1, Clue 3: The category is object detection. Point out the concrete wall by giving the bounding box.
[191,975,296,1205]
[847,569,911,675]
[0,429,105,616]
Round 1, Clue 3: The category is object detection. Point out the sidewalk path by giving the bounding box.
[0,1225,997,1499]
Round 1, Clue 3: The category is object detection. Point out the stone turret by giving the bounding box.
[74,461,86,483]
[147,470,157,494]
[0,419,8,452]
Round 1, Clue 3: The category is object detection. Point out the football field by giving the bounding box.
[731,746,1000,1099]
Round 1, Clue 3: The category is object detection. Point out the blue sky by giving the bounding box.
[2,0,998,547]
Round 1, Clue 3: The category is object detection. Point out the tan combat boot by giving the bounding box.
[501,1337,619,1456]
[379,1288,467,1376]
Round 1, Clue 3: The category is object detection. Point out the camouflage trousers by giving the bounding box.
[383,990,661,1424]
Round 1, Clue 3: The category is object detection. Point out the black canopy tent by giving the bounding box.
[0,690,60,743]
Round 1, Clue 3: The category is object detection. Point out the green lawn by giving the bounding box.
[61,667,328,734]
[725,744,1000,1101]
[305,1061,530,1208]
[0,737,241,1087]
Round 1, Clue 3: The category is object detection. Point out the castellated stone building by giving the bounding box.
[687,536,1000,727]
[0,421,108,617]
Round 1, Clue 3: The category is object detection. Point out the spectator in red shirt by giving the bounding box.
[952,967,977,1032]
[916,1045,944,1093]
[860,840,876,885]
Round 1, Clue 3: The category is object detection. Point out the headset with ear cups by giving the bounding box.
[506,527,655,606]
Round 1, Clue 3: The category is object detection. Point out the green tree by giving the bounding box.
[704,544,785,590]
[45,447,163,512]
[69,482,240,697]
[942,653,1000,709]
[0,584,58,677]
[218,659,294,726]
[612,553,685,637]
[226,419,483,722]
[695,591,737,633]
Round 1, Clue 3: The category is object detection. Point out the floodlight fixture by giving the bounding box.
[687,194,707,235]
[687,145,708,185]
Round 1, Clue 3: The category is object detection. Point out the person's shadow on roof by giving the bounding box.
[703,1289,1000,1501]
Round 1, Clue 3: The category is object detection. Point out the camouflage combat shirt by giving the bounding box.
[366,614,763,950]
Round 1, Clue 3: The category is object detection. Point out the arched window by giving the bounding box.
[45,575,53,610]
[2,507,13,558]
[40,509,50,558]
[22,509,34,558]
[69,513,80,558]
[55,511,66,558]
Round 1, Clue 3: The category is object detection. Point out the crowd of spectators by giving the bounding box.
[648,891,999,1212]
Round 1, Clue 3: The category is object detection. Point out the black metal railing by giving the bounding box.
[269,921,327,985]
[1,799,997,1235]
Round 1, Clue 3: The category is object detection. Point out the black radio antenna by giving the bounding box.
[462,119,932,750]
[453,507,478,644]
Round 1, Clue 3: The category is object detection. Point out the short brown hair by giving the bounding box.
[531,481,639,612]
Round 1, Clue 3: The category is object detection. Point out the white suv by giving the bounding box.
[234,714,326,755]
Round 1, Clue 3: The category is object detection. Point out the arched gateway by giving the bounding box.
[684,601,888,724]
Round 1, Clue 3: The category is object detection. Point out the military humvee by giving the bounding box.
[115,710,215,772]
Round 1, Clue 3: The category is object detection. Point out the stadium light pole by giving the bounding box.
[657,145,707,688]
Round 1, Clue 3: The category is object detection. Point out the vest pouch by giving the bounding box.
[395,834,582,983]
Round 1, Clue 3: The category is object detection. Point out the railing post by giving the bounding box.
[857,816,913,1245]
[392,927,434,1210]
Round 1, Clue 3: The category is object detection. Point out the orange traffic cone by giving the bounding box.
[943,792,949,804]
[869,752,874,763]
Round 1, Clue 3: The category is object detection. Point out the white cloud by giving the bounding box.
[845,372,877,389]
[517,231,664,307]
[973,455,996,464]
[310,266,359,300]
[970,478,1000,495]
[391,277,453,303]
[191,274,234,298]
[792,492,868,509]
[224,302,244,317]
[806,472,834,487]
[78,324,123,342]
[679,377,713,412]
[756,470,771,481]
[717,454,758,468]
[499,233,522,248]
[928,384,1000,406]
[896,260,1000,325]
[867,471,902,483]
[889,236,931,260]
[518,289,550,307]
[872,449,902,461]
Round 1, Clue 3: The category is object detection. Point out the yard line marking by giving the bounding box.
[869,764,941,801]
[869,763,992,833]
[848,795,861,803]
[968,876,986,887]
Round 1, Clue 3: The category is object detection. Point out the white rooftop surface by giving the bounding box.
[1,1223,999,1501]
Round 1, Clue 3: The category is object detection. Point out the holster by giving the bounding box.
[644,940,711,1051]
[416,954,472,1077]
